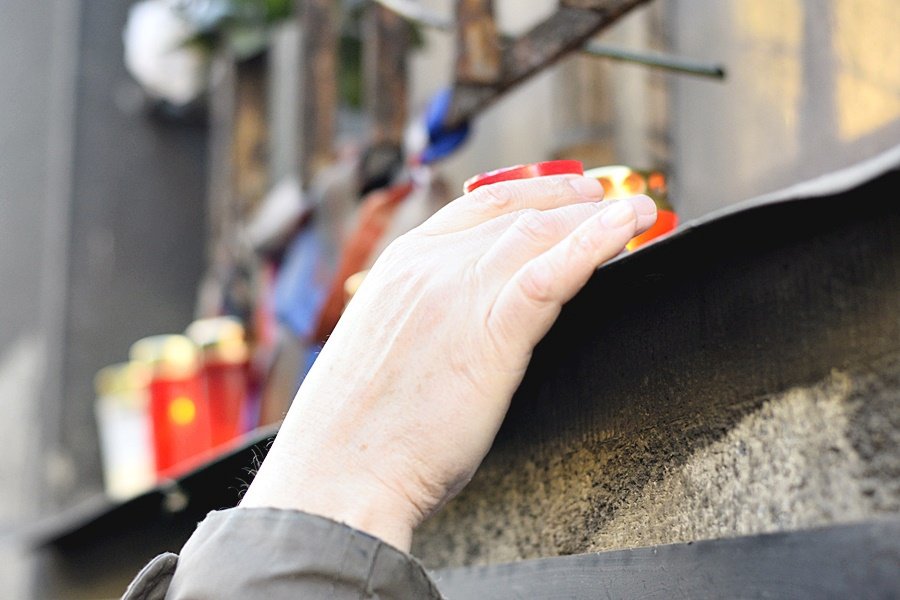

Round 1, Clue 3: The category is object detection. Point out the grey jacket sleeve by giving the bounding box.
[123,507,443,599]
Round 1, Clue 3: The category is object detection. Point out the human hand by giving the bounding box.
[241,175,656,550]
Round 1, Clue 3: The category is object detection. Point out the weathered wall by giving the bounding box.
[415,355,900,567]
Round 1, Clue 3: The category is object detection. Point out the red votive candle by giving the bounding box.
[464,160,584,194]
[186,317,250,448]
[130,335,212,478]
[584,165,678,250]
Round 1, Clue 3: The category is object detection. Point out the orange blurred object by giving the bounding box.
[627,209,678,251]
[584,165,677,249]
[344,270,369,304]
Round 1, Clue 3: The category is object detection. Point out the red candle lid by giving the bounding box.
[464,160,584,193]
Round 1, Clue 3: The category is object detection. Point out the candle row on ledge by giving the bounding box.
[93,163,675,501]
[94,317,253,500]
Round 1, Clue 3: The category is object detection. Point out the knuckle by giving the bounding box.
[536,174,579,198]
[471,183,514,211]
[551,175,579,193]
[518,264,554,305]
[570,226,596,255]
[514,208,552,241]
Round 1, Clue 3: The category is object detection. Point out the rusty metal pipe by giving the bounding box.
[371,0,724,80]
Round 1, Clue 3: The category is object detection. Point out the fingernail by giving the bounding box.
[601,201,636,228]
[569,176,604,198]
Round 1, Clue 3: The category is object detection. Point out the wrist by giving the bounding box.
[241,438,419,552]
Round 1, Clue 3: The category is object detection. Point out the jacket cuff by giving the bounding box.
[164,507,442,599]
[122,552,177,600]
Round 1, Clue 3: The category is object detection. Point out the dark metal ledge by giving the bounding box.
[29,426,277,598]
[434,518,900,599]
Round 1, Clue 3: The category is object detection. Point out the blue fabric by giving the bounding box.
[300,343,322,382]
[421,88,471,164]
[273,226,331,340]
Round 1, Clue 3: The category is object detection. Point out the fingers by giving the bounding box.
[485,200,642,355]
[418,175,605,235]
[477,196,657,283]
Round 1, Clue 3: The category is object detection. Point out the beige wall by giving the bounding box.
[408,0,900,218]
[671,0,900,218]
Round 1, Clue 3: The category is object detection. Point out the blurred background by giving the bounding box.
[1,0,898,596]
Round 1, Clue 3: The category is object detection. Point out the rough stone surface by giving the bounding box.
[413,353,900,568]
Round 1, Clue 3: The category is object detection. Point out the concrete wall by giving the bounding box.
[415,356,900,567]
[53,1,208,513]
[0,1,80,595]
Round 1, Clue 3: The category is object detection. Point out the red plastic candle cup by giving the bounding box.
[464,160,584,194]
[186,317,250,448]
[130,335,213,479]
